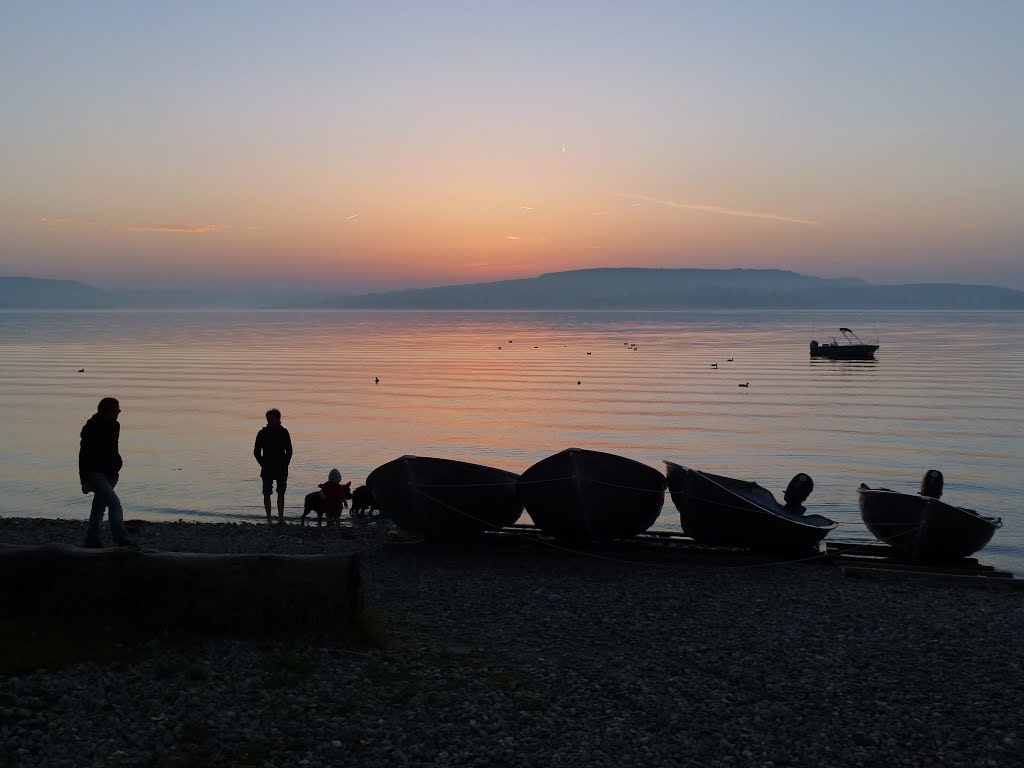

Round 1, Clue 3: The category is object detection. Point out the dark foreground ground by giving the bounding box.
[1,517,1022,768]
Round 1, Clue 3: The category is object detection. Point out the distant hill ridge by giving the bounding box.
[3,270,1023,309]
[0,277,329,309]
[318,267,1024,309]
[0,276,113,308]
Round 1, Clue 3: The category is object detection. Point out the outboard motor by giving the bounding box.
[783,473,814,513]
[919,469,944,499]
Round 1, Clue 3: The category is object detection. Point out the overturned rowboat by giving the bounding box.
[367,455,523,540]
[517,448,666,542]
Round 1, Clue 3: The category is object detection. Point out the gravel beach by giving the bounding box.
[1,517,1022,768]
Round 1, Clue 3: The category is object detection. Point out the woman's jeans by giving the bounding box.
[85,472,129,543]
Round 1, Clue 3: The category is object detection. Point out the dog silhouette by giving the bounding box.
[350,485,380,517]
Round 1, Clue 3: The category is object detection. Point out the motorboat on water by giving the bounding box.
[809,328,879,360]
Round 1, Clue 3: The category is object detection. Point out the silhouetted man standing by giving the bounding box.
[254,408,293,524]
[80,396,135,547]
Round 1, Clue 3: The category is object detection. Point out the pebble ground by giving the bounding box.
[1,517,1022,768]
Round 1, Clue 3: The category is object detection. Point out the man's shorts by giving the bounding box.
[262,474,287,496]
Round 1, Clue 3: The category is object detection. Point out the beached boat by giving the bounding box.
[664,462,837,554]
[517,448,666,541]
[858,470,1001,562]
[809,328,879,360]
[366,455,523,540]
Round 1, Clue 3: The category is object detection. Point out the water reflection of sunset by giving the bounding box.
[2,309,1022,576]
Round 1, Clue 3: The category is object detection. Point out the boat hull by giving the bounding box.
[809,343,878,360]
[367,455,523,540]
[665,462,836,554]
[857,488,999,562]
[517,448,666,541]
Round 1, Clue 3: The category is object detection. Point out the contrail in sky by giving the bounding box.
[619,194,821,226]
[128,224,226,233]
[38,217,230,233]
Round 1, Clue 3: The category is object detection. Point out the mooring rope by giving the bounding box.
[411,475,573,489]
[407,474,837,522]
[588,477,667,495]
[679,492,836,524]
[405,484,924,571]
[400,468,874,537]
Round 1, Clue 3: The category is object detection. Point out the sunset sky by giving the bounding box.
[2,1,1023,291]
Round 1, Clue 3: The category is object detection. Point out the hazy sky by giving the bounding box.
[2,1,1023,291]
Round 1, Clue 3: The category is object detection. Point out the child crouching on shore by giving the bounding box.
[319,468,352,527]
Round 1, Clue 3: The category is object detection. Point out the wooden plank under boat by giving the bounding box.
[366,455,522,540]
[857,471,1001,562]
[517,447,666,542]
[664,461,837,554]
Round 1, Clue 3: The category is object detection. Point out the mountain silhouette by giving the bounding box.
[316,268,1024,310]
[4,269,1023,309]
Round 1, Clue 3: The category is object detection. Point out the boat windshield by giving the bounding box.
[835,328,877,345]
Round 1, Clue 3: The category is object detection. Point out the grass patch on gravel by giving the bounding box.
[392,678,424,705]
[512,692,547,712]
[364,658,412,685]
[311,695,355,715]
[445,673,469,689]
[488,669,523,690]
[345,606,387,648]
[179,719,211,745]
[229,736,306,762]
[0,618,153,675]
[262,653,316,676]
[153,660,209,682]
[145,735,308,768]
[143,754,211,768]
[342,728,370,750]
[363,659,424,705]
[0,608,384,677]
[262,653,316,689]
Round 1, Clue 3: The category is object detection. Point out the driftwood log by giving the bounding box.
[0,544,362,633]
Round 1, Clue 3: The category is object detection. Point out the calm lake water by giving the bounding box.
[2,309,1022,572]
